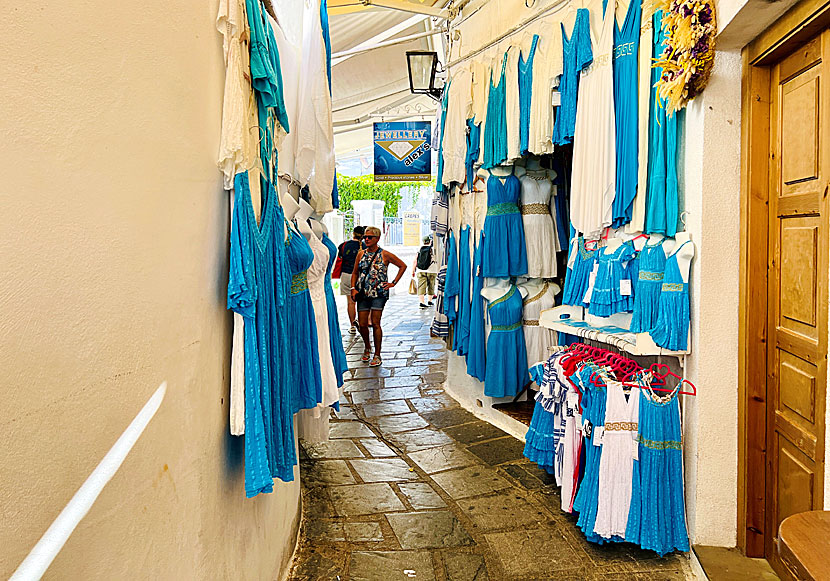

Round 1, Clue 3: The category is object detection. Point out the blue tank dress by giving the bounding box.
[228,171,296,495]
[644,10,679,236]
[562,236,597,306]
[443,230,459,323]
[552,9,593,146]
[322,234,349,387]
[481,174,528,277]
[626,382,690,555]
[466,232,487,382]
[630,239,667,333]
[649,241,691,350]
[588,242,635,317]
[611,0,641,228]
[484,286,529,398]
[285,226,323,412]
[518,34,540,155]
[456,226,472,355]
[483,52,509,169]
[466,118,482,189]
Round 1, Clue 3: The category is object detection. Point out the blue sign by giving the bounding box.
[373,121,432,182]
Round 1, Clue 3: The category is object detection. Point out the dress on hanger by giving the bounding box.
[552,9,593,146]
[627,12,654,233]
[228,171,296,496]
[505,47,523,162]
[322,233,348,387]
[570,2,616,238]
[561,367,584,512]
[272,15,300,183]
[482,52,509,169]
[436,85,451,192]
[523,283,556,368]
[588,242,635,317]
[466,232,487,381]
[465,118,482,190]
[443,230,460,324]
[431,234,450,337]
[562,236,597,307]
[630,239,666,333]
[484,286,529,398]
[455,226,473,355]
[611,0,642,228]
[481,174,528,277]
[518,35,540,155]
[520,174,558,278]
[649,241,691,350]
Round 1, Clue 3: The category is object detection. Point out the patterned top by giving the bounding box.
[357,248,388,299]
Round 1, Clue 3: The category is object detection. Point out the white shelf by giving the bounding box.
[539,305,690,357]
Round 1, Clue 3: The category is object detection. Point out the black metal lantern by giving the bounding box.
[406,50,443,101]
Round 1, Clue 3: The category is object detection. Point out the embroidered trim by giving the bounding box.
[487,202,520,216]
[523,282,550,305]
[523,319,540,326]
[637,435,682,450]
[488,286,515,309]
[520,203,549,215]
[605,421,638,431]
[639,271,664,281]
[578,238,596,260]
[662,282,685,292]
[492,321,522,332]
[290,271,309,294]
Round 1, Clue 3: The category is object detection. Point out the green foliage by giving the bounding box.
[337,174,435,217]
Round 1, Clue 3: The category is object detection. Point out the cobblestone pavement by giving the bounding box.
[288,294,691,580]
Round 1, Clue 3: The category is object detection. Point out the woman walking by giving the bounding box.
[350,226,406,367]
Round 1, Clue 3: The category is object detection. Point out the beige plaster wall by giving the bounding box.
[0,1,301,579]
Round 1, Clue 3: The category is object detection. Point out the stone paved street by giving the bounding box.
[289,294,691,580]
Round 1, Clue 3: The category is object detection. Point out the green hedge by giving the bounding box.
[337,174,435,217]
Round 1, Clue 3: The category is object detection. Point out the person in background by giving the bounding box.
[412,235,437,308]
[338,225,364,333]
[351,227,406,367]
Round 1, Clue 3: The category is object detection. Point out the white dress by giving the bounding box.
[273,13,301,183]
[594,379,640,539]
[570,5,616,237]
[561,382,583,513]
[520,174,558,278]
[528,18,563,155]
[522,283,556,368]
[504,46,523,163]
[442,66,473,187]
[627,9,654,234]
[296,234,339,442]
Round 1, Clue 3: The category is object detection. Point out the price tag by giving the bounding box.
[551,90,562,107]
[620,279,632,296]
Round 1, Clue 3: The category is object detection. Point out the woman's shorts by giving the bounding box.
[340,272,353,296]
[356,295,388,312]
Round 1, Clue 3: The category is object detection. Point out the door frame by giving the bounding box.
[739,0,830,558]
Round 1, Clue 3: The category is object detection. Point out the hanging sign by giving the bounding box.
[403,210,422,246]
[373,121,431,182]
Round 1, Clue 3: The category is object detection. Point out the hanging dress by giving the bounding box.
[630,239,667,333]
[627,11,655,234]
[588,242,635,317]
[611,0,642,228]
[466,232,487,382]
[626,381,690,555]
[285,226,323,413]
[552,9,593,146]
[436,83,451,192]
[561,365,584,512]
[505,47,523,162]
[481,174,529,277]
[484,286,529,398]
[570,3,616,238]
[522,283,556,368]
[518,35,540,155]
[322,233,349,387]
[562,236,597,307]
[443,230,460,324]
[520,174,558,278]
[465,118,482,190]
[649,241,692,351]
[228,171,296,496]
[431,233,450,337]
[482,52,509,169]
[455,226,473,355]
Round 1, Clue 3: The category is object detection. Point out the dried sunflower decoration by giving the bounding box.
[653,0,717,114]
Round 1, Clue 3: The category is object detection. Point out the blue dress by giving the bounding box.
[552,9,593,146]
[588,243,635,317]
[626,383,690,555]
[481,175,528,277]
[285,227,323,412]
[484,286,529,398]
[562,236,597,306]
[228,171,296,496]
[436,83,450,191]
[455,226,472,355]
[466,118,482,189]
[466,232,487,381]
[483,52,509,169]
[611,0,641,227]
[518,35,540,155]
[443,230,459,323]
[322,234,348,387]
[649,241,691,350]
[630,240,667,333]
[644,11,679,236]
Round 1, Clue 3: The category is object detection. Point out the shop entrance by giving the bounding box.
[741,6,830,573]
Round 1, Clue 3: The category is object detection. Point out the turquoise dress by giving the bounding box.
[322,234,348,387]
[443,231,459,323]
[436,84,450,192]
[481,174,528,277]
[644,10,679,236]
[518,35,540,154]
[482,52,509,169]
[484,286,529,398]
[649,241,691,350]
[455,226,472,355]
[466,232,487,381]
[552,9,593,146]
[228,171,296,496]
[588,243,636,317]
[611,0,641,227]
[466,118,482,189]
[630,240,667,333]
[285,227,323,412]
[562,236,597,306]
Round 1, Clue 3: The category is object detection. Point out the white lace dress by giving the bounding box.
[520,174,558,278]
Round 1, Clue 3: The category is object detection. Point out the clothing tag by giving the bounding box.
[620,279,632,296]
[594,426,604,447]
[582,284,593,304]
[567,239,578,269]
[583,265,598,303]
[551,90,562,107]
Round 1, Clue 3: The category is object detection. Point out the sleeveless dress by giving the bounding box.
[466,232,487,382]
[627,12,655,234]
[562,236,597,307]
[594,378,640,539]
[505,47,523,162]
[552,9,593,146]
[561,365,584,512]
[522,283,556,368]
[570,2,616,237]
[482,52,509,169]
[649,241,692,350]
[630,239,667,333]
[611,0,641,228]
[455,226,473,355]
[626,382,690,555]
[466,118,482,189]
[436,85,450,192]
[520,174,558,278]
[481,174,528,277]
[518,35,540,155]
[228,171,296,495]
[484,286,529,398]
[443,232,459,323]
[285,226,323,413]
[296,234,340,443]
[524,354,565,475]
[322,234,348,387]
[588,242,635,317]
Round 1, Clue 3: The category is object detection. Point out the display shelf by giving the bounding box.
[539,305,690,357]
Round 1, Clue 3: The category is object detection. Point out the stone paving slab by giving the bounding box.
[330,422,376,439]
[349,550,436,581]
[385,511,474,549]
[396,482,447,510]
[442,551,490,581]
[431,466,512,500]
[359,438,397,458]
[349,458,419,483]
[329,483,407,516]
[361,400,411,417]
[407,443,481,474]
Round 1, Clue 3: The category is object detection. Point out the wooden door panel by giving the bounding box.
[781,73,819,187]
[778,218,819,334]
[776,438,816,525]
[778,351,818,425]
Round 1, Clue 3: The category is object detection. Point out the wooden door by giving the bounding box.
[766,30,829,574]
